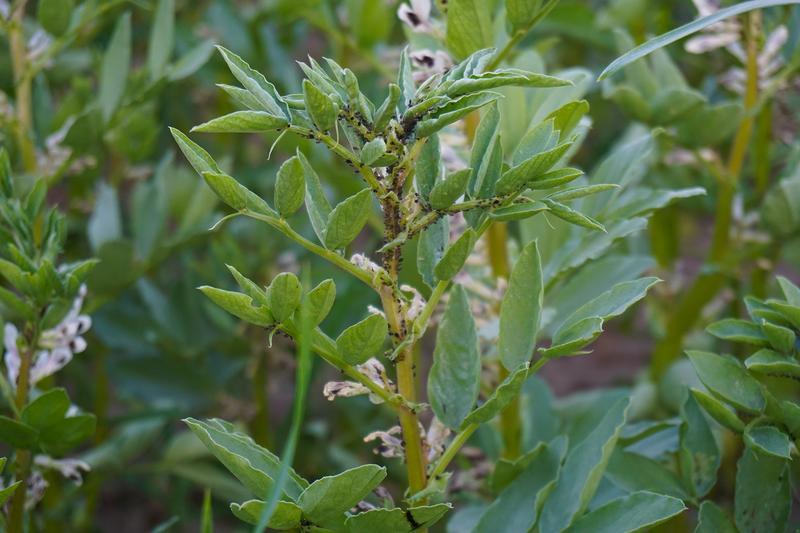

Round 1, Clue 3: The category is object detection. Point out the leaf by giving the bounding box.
[336,314,388,365]
[169,127,221,176]
[39,414,96,455]
[695,501,736,533]
[87,183,122,252]
[229,499,302,529]
[191,111,288,133]
[303,279,336,326]
[201,171,275,216]
[679,393,720,498]
[475,438,563,533]
[599,0,800,80]
[168,40,215,81]
[546,100,590,139]
[0,480,21,507]
[496,143,572,195]
[434,228,477,281]
[416,135,441,201]
[416,92,502,138]
[734,447,791,533]
[147,0,175,80]
[324,189,372,249]
[743,425,791,459]
[446,1,494,59]
[303,79,337,131]
[745,348,800,378]
[22,388,70,431]
[445,69,571,97]
[298,151,332,244]
[184,418,307,500]
[461,363,529,429]
[564,491,686,533]
[0,416,39,449]
[345,504,452,533]
[199,286,273,327]
[687,351,765,413]
[760,321,796,353]
[267,272,302,323]
[498,240,543,370]
[605,450,687,499]
[541,199,605,232]
[490,201,549,221]
[215,46,288,118]
[418,219,448,288]
[428,285,480,429]
[297,464,386,527]
[506,0,544,31]
[361,137,387,166]
[706,318,768,346]
[541,317,604,358]
[99,12,131,122]
[690,388,745,432]
[777,275,800,306]
[275,156,306,217]
[38,0,74,36]
[538,397,630,533]
[467,103,501,199]
[429,169,470,210]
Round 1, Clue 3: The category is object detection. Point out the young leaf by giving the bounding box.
[461,363,529,428]
[777,275,800,306]
[563,491,686,533]
[360,137,387,166]
[37,0,74,36]
[267,272,302,323]
[418,219,448,287]
[734,447,791,533]
[201,171,276,217]
[690,388,745,432]
[428,285,480,429]
[498,240,543,370]
[297,465,386,527]
[303,79,337,131]
[297,151,332,244]
[303,279,336,326]
[416,134,441,201]
[147,0,175,80]
[215,46,288,118]
[323,189,372,249]
[226,265,268,306]
[745,348,800,378]
[687,351,765,414]
[743,425,791,459]
[336,314,388,365]
[429,169,470,210]
[416,92,502,137]
[229,499,302,529]
[191,111,288,133]
[706,318,768,346]
[99,12,132,122]
[169,127,222,176]
[434,228,477,281]
[275,156,306,217]
[495,143,572,195]
[21,388,70,431]
[446,0,494,59]
[696,501,737,533]
[444,69,571,97]
[345,504,452,533]
[760,321,796,353]
[199,286,273,327]
[679,393,719,498]
[541,199,605,232]
[538,397,630,533]
[467,103,500,198]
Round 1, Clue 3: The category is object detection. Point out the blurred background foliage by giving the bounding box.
[1,0,799,530]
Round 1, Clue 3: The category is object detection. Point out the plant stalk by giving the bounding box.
[8,331,35,533]
[9,0,36,172]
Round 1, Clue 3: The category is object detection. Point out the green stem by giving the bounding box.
[9,0,36,172]
[486,0,559,71]
[8,328,36,533]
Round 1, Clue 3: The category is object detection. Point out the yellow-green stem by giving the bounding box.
[9,0,36,172]
[8,331,35,533]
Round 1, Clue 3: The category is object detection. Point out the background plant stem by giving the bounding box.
[8,329,36,533]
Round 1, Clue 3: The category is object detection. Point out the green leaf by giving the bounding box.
[0,416,38,449]
[679,393,720,498]
[445,69,571,97]
[22,388,70,431]
[434,228,477,281]
[498,240,543,370]
[298,151,332,244]
[324,189,372,249]
[267,272,302,323]
[429,169,470,210]
[0,480,21,507]
[184,418,307,500]
[706,318,768,346]
[297,464,386,527]
[428,285,480,429]
[538,397,630,533]
[191,111,288,133]
[230,499,302,529]
[373,84,401,130]
[695,501,736,533]
[542,199,605,232]
[418,219,448,288]
[690,388,745,432]
[766,300,800,330]
[169,127,222,177]
[490,201,549,221]
[461,363,529,428]
[345,504,452,533]
[199,286,273,327]
[39,414,96,455]
[475,438,564,533]
[777,275,800,306]
[687,351,765,413]
[38,0,74,36]
[760,321,796,353]
[360,137,387,166]
[336,314,388,365]
[496,143,572,195]
[303,79,337,131]
[416,135,441,201]
[275,156,306,217]
[599,0,800,80]
[416,92,502,137]
[541,316,604,358]
[226,265,268,307]
[446,2,494,59]
[201,171,276,216]
[564,491,686,533]
[745,348,800,378]
[735,447,791,533]
[215,46,288,118]
[467,103,501,199]
[99,12,131,122]
[743,425,791,459]
[304,279,336,326]
[147,0,175,80]
[168,40,215,81]
[548,184,619,203]
[605,450,687,499]
[546,100,590,139]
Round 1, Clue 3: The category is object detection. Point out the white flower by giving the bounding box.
[410,49,453,83]
[34,456,91,486]
[684,0,740,54]
[425,417,451,462]
[364,425,404,458]
[323,380,370,401]
[321,358,393,405]
[397,0,433,33]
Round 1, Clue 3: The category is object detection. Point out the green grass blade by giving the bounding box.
[599,0,800,80]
